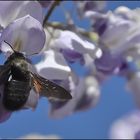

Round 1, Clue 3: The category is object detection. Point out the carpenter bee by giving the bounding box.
[0,41,72,111]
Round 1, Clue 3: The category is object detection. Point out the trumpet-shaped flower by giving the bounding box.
[42,28,102,68]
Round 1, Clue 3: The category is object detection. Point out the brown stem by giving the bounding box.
[43,0,63,27]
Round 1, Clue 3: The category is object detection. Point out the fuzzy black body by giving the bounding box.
[2,52,31,111]
[0,51,72,111]
[0,42,72,111]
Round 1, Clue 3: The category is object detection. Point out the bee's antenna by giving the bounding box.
[25,52,39,57]
[4,40,16,53]
[4,40,39,56]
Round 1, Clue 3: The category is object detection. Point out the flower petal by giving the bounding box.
[0,15,45,55]
[0,1,23,27]
[35,49,71,80]
[51,30,101,59]
[0,1,43,28]
[91,7,140,56]
[94,48,124,74]
[60,49,85,64]
[17,1,43,24]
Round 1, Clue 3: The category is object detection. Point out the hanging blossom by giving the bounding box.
[109,111,140,139]
[41,27,102,65]
[83,6,140,116]
[0,15,46,123]
[35,26,102,81]
[0,0,101,121]
[86,6,140,58]
[34,23,102,118]
[86,6,140,108]
[48,75,100,118]
[79,5,140,77]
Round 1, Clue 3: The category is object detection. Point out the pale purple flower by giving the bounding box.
[48,76,100,118]
[87,6,140,58]
[36,28,102,80]
[51,30,101,56]
[36,28,102,119]
[115,7,140,62]
[82,6,140,79]
[60,49,85,65]
[0,15,46,122]
[75,1,106,19]
[35,49,71,80]
[0,15,45,55]
[109,111,140,139]
[94,47,127,75]
[44,28,102,57]
[0,1,43,28]
[44,29,102,66]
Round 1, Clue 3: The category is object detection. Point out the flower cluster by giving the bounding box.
[0,1,140,138]
[0,1,102,122]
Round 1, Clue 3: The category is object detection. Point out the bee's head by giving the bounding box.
[11,64,29,82]
[11,58,29,80]
[11,51,28,70]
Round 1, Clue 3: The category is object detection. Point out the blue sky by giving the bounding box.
[0,1,139,139]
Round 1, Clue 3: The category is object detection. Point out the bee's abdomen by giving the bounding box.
[3,79,31,111]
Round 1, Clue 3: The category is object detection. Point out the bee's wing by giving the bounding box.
[30,72,72,101]
[0,64,10,85]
